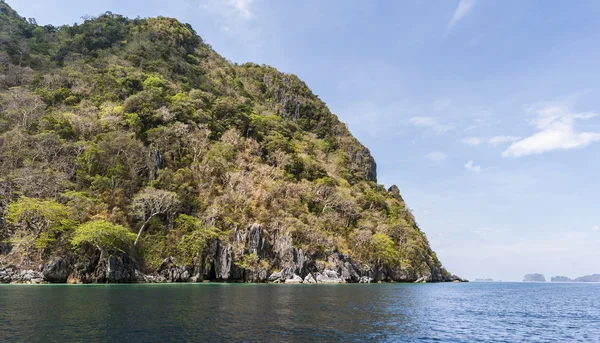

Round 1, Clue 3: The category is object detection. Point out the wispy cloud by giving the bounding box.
[426,151,448,161]
[200,0,256,19]
[503,102,600,158]
[461,137,483,146]
[593,225,600,232]
[446,0,477,35]
[464,160,481,173]
[409,116,453,133]
[461,135,521,146]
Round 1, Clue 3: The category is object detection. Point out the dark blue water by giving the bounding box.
[0,282,599,342]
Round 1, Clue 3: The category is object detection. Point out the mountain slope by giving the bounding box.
[0,1,460,283]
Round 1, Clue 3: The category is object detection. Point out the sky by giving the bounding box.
[9,0,600,281]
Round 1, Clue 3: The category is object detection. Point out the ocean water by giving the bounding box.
[0,282,598,342]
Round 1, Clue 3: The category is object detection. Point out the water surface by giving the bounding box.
[0,282,598,342]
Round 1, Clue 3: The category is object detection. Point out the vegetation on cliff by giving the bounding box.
[0,1,451,282]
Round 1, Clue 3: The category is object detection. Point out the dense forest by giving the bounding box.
[0,1,460,283]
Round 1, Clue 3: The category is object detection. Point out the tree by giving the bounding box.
[372,232,401,266]
[1,87,45,131]
[71,220,135,256]
[5,196,76,257]
[131,187,179,245]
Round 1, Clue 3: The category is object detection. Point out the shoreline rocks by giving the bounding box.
[1,223,467,285]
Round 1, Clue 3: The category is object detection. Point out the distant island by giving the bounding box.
[551,274,600,282]
[472,278,496,282]
[523,274,546,282]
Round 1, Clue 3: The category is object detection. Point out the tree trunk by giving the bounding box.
[134,214,156,246]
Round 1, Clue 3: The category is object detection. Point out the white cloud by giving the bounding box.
[409,116,453,133]
[446,0,477,35]
[426,151,448,161]
[461,135,521,146]
[464,160,481,173]
[460,137,483,146]
[593,225,600,232]
[503,103,600,158]
[488,135,521,145]
[200,0,256,21]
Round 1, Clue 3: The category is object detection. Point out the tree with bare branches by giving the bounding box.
[131,187,179,246]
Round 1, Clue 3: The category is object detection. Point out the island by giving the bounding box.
[551,274,600,282]
[0,1,464,285]
[523,274,546,282]
[472,278,496,282]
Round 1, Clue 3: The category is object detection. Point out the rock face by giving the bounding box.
[523,273,546,282]
[0,267,44,284]
[42,257,73,283]
[38,252,146,284]
[1,222,462,284]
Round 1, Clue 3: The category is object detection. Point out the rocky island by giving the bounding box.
[0,2,465,285]
[551,274,600,282]
[523,274,546,282]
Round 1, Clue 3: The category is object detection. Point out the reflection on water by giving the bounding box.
[0,283,599,342]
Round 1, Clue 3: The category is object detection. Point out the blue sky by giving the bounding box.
[10,0,600,281]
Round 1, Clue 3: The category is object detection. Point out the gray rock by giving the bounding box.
[414,276,427,283]
[303,273,316,284]
[316,269,344,284]
[43,257,72,283]
[246,223,267,258]
[359,276,373,283]
[285,274,303,284]
[268,271,282,282]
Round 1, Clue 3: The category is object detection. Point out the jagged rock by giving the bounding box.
[359,276,373,283]
[0,267,44,284]
[303,273,316,284]
[157,257,194,282]
[415,276,428,283]
[328,253,361,283]
[272,232,313,278]
[215,242,241,281]
[285,274,303,283]
[42,257,73,283]
[246,223,267,258]
[445,274,467,283]
[268,271,282,282]
[387,185,404,202]
[315,269,344,283]
[105,255,144,283]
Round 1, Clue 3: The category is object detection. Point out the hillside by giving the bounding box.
[0,1,460,284]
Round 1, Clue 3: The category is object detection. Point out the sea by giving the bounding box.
[0,282,598,342]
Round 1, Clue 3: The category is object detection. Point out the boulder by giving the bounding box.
[303,273,316,284]
[285,274,303,284]
[315,269,344,284]
[359,276,373,283]
[268,271,282,282]
[42,257,73,283]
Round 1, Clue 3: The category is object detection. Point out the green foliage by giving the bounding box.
[0,2,445,275]
[174,214,219,265]
[372,232,401,266]
[71,220,135,254]
[5,196,76,250]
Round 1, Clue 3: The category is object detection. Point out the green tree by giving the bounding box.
[372,232,401,266]
[71,220,135,255]
[5,196,76,254]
